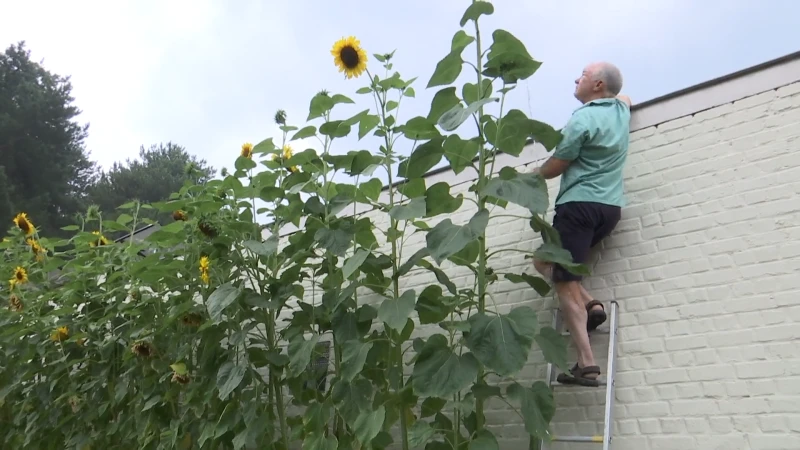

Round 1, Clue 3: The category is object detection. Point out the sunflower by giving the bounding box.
[8,294,23,312]
[274,110,287,125]
[13,213,35,236]
[241,142,254,159]
[90,231,109,247]
[331,36,368,79]
[289,166,299,173]
[181,312,203,327]
[51,326,69,342]
[282,144,293,160]
[26,238,44,261]
[197,220,217,238]
[199,256,210,285]
[172,210,187,221]
[9,267,28,288]
[172,372,191,385]
[132,341,155,358]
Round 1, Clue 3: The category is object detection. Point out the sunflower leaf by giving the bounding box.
[397,138,445,179]
[442,135,480,174]
[331,94,354,105]
[398,116,441,140]
[319,121,352,138]
[451,30,475,54]
[428,87,460,123]
[460,1,495,26]
[427,52,464,88]
[308,94,335,120]
[359,114,380,140]
[291,126,317,141]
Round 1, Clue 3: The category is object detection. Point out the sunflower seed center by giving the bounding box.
[341,46,360,68]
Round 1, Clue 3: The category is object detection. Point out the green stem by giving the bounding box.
[372,70,410,450]
[473,5,488,433]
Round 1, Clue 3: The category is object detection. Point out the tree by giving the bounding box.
[88,142,215,225]
[0,41,97,237]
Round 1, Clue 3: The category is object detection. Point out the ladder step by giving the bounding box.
[551,379,608,387]
[551,435,605,443]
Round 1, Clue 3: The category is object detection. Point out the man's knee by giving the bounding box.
[533,259,552,278]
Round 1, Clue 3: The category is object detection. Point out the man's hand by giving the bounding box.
[616,94,632,107]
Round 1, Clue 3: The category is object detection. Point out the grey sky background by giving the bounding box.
[2,0,799,183]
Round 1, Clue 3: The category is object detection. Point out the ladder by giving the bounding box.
[539,300,619,450]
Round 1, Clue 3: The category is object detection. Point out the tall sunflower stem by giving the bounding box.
[473,6,488,433]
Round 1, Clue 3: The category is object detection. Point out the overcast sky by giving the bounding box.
[2,0,799,180]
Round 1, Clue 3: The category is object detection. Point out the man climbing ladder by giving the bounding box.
[530,61,632,386]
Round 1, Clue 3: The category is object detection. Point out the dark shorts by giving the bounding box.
[548,201,621,283]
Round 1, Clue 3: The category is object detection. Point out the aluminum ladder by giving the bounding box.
[539,300,619,450]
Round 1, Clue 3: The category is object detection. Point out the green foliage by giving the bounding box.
[0,2,588,448]
[0,42,96,237]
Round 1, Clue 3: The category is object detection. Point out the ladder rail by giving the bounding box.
[539,301,619,450]
[602,301,619,450]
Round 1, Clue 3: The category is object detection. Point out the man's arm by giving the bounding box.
[531,157,571,179]
[617,94,632,108]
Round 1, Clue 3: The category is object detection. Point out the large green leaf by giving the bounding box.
[340,340,373,381]
[353,406,385,445]
[504,273,551,297]
[533,243,590,275]
[242,236,278,256]
[481,166,549,214]
[308,93,335,120]
[314,225,354,256]
[412,334,478,397]
[378,290,416,332]
[450,30,475,54]
[425,182,462,217]
[427,52,463,88]
[331,379,373,425]
[319,120,352,138]
[495,109,562,155]
[443,135,480,174]
[389,197,427,221]
[438,97,498,132]
[206,283,242,324]
[399,116,441,141]
[397,138,445,179]
[409,420,436,448]
[343,248,371,279]
[415,285,452,324]
[292,126,317,140]
[216,361,247,400]
[507,381,556,440]
[303,434,338,450]
[359,178,382,202]
[287,333,320,378]
[465,306,538,376]
[483,30,541,84]
[469,430,499,450]
[428,87,461,122]
[460,1,494,26]
[426,209,489,265]
[535,327,570,373]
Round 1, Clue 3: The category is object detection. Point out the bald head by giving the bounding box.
[574,62,624,103]
[588,62,623,96]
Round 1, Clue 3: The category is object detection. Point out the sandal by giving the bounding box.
[586,300,606,332]
[557,363,601,387]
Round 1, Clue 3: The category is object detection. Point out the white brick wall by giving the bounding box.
[275,59,800,449]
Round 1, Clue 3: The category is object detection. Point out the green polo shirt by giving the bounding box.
[552,98,630,207]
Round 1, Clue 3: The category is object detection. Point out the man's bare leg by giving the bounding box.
[556,281,597,375]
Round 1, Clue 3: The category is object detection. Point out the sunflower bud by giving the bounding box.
[274,109,287,125]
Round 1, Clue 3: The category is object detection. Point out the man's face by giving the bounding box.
[574,65,600,103]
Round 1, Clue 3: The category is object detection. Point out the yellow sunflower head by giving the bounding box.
[51,326,69,342]
[10,267,28,288]
[282,145,293,160]
[241,142,254,159]
[13,213,35,236]
[132,340,155,358]
[26,238,44,261]
[289,166,299,173]
[8,294,23,312]
[90,231,109,247]
[331,36,368,79]
[172,210,188,221]
[199,256,210,284]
